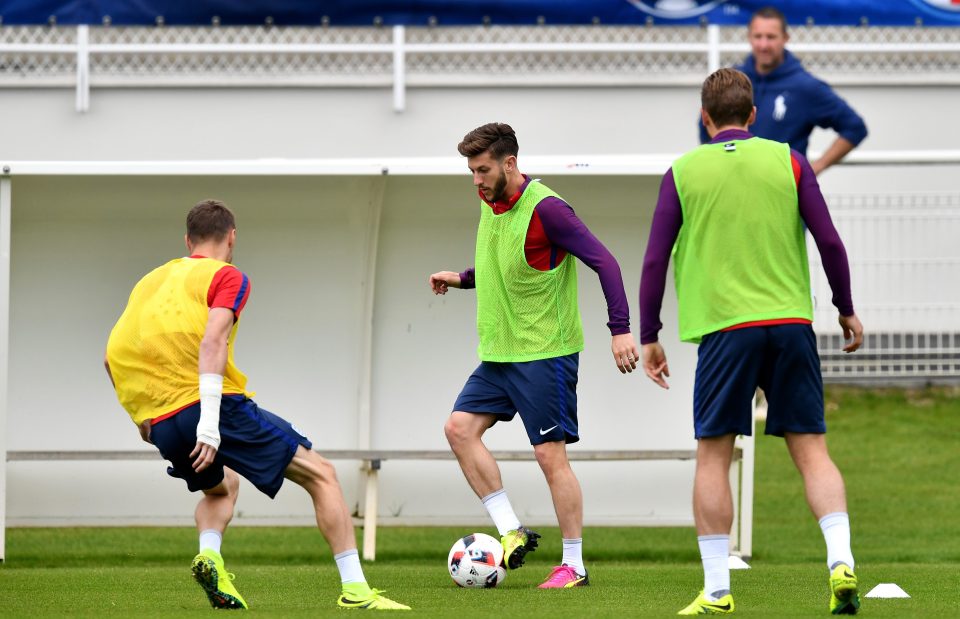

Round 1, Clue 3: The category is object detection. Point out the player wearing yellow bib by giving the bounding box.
[430,123,639,589]
[105,200,409,611]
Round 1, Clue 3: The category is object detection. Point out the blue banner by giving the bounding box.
[2,1,960,26]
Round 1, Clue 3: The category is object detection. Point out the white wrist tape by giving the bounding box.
[197,373,224,450]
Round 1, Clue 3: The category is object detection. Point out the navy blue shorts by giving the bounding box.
[693,324,824,439]
[150,395,312,498]
[453,353,579,445]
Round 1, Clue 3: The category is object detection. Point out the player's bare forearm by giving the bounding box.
[429,271,462,295]
[199,307,234,375]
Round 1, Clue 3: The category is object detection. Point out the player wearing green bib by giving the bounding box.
[474,179,583,362]
[430,122,638,589]
[639,69,864,615]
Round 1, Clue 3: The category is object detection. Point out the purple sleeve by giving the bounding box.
[536,197,631,336]
[458,268,475,290]
[639,170,683,344]
[793,151,855,316]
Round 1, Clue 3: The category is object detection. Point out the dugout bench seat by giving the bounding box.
[6,447,749,561]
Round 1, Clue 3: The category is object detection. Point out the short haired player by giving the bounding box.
[640,69,864,615]
[105,200,409,611]
[430,122,639,589]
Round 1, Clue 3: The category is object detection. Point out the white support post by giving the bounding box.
[76,25,90,113]
[729,447,741,554]
[362,460,380,561]
[355,176,385,452]
[354,176,386,525]
[707,24,721,74]
[392,25,406,113]
[739,407,757,560]
[0,176,12,562]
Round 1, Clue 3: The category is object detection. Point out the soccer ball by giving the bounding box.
[447,533,506,588]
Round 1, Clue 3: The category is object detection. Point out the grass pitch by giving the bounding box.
[1,386,958,617]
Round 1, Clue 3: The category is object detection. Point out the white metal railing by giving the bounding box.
[1,24,960,112]
[812,192,960,381]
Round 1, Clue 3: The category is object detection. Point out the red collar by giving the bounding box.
[479,174,531,213]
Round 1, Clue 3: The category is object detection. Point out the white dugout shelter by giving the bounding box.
[1,155,757,563]
[3,149,960,563]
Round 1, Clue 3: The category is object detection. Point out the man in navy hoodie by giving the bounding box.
[700,6,867,175]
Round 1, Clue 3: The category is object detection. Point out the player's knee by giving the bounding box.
[224,468,240,493]
[203,468,240,501]
[533,442,569,476]
[444,415,466,448]
[302,451,340,487]
[318,457,340,485]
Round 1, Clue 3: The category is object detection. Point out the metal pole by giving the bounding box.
[356,176,385,452]
[0,176,12,561]
[392,25,406,113]
[362,460,380,560]
[76,25,90,113]
[355,175,386,533]
[729,447,740,554]
[739,411,756,560]
[707,24,721,74]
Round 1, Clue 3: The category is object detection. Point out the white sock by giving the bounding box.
[819,512,855,571]
[481,489,522,536]
[334,549,367,584]
[199,529,222,554]
[698,534,730,601]
[561,538,585,576]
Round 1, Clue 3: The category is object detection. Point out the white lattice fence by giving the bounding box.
[89,26,393,85]
[0,26,75,83]
[720,25,960,79]
[812,192,960,380]
[1,25,960,91]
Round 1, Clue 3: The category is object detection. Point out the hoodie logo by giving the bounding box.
[773,94,787,121]
[623,0,729,19]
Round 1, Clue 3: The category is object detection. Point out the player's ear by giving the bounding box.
[184,233,191,253]
[747,106,757,127]
[700,108,712,130]
[502,155,517,173]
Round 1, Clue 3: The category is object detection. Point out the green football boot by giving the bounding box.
[829,563,860,615]
[678,591,735,615]
[337,582,411,610]
[500,526,541,570]
[191,548,248,610]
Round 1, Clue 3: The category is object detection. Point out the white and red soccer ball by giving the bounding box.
[447,533,506,588]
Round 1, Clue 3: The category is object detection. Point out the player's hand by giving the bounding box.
[429,271,461,295]
[839,313,863,353]
[642,342,670,389]
[611,333,639,374]
[190,441,218,472]
[137,419,153,444]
